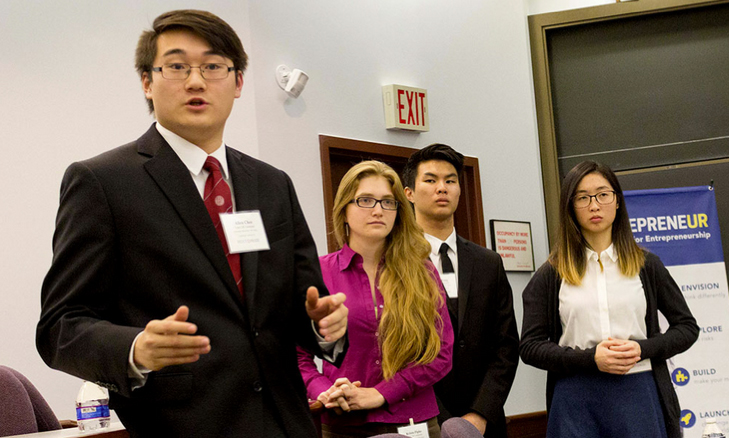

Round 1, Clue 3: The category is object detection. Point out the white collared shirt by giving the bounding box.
[424,229,459,298]
[155,123,236,208]
[558,244,651,373]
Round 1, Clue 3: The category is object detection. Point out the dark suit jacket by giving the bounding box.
[37,125,331,438]
[434,236,519,438]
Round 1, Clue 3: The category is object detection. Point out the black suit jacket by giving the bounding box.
[434,236,519,438]
[37,126,331,438]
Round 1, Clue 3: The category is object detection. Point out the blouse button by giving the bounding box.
[375,360,380,365]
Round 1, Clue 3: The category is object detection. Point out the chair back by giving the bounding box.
[0,366,61,436]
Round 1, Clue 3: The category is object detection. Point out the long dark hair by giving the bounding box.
[549,160,644,284]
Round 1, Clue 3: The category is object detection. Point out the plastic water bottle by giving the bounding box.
[702,418,726,438]
[75,381,110,431]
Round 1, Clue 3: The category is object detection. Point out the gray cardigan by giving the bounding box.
[520,251,699,438]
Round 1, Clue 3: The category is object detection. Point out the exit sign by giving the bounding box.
[382,84,429,132]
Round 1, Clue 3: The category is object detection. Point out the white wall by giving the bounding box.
[1,0,555,421]
[527,0,615,15]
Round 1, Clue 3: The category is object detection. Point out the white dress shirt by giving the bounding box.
[156,123,234,205]
[558,244,651,373]
[424,229,459,298]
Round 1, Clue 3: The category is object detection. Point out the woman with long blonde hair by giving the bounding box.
[520,160,698,438]
[298,160,453,438]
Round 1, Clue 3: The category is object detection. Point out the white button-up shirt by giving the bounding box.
[156,123,234,205]
[558,244,651,373]
[424,229,459,298]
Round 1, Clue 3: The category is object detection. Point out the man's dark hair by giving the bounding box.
[135,9,248,113]
[402,143,465,189]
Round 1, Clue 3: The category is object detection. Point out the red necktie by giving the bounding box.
[203,157,243,295]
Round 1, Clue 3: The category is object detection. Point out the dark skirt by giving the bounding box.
[547,371,668,438]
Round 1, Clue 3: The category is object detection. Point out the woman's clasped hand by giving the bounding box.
[318,377,385,413]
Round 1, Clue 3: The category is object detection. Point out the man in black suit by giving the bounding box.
[36,10,347,438]
[403,144,519,438]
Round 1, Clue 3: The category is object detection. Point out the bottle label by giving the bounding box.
[76,405,110,420]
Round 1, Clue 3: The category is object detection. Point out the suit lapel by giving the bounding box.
[456,236,472,332]
[139,127,241,299]
[226,148,259,315]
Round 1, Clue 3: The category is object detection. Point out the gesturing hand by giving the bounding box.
[133,306,211,371]
[305,287,348,342]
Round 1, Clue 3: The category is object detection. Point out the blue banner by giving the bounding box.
[624,185,729,437]
[623,186,724,266]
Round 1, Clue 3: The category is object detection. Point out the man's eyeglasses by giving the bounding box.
[152,63,235,80]
[350,197,399,210]
[573,191,616,209]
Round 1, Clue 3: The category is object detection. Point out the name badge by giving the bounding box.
[219,211,270,254]
[440,273,458,298]
[397,419,430,438]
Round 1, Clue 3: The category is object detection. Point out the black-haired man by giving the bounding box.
[403,144,519,438]
[37,10,347,438]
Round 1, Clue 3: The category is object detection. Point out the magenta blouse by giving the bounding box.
[297,244,454,425]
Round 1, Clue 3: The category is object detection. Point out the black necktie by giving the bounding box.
[439,243,454,273]
[438,242,458,326]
